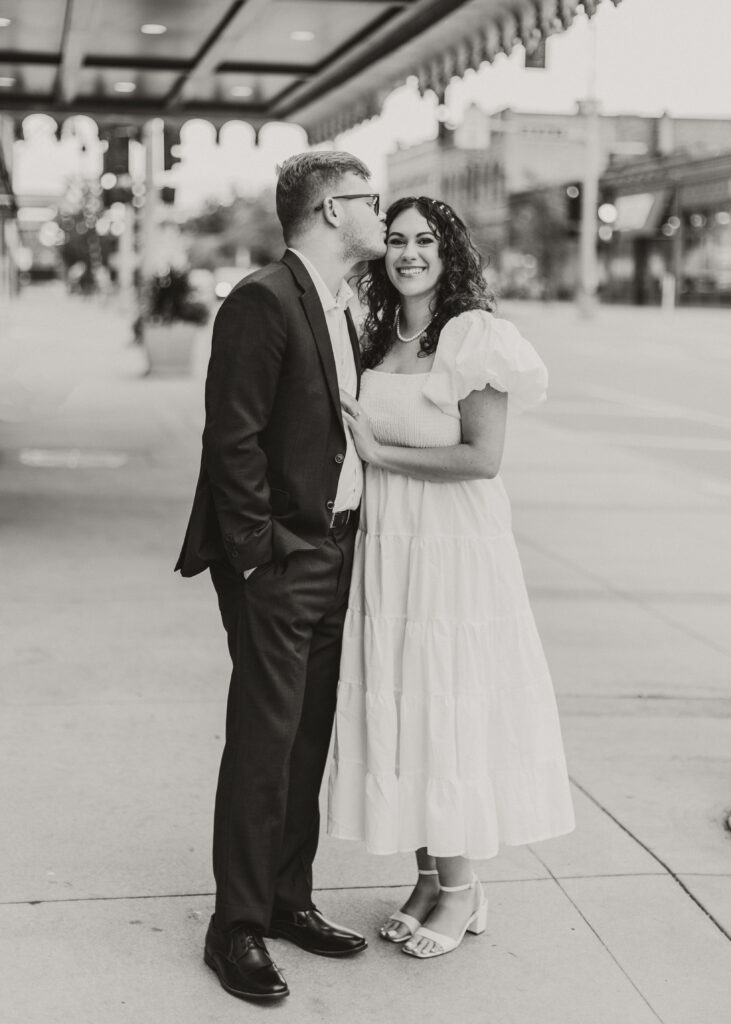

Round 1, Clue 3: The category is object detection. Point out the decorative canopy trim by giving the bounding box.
[302,0,623,144]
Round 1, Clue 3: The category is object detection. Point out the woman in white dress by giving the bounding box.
[328,196,574,959]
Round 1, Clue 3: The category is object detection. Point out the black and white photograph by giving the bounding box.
[1,1,730,1020]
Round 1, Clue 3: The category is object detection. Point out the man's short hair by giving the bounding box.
[276,151,371,242]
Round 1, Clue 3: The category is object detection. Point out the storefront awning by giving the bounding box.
[0,0,621,140]
[679,179,731,209]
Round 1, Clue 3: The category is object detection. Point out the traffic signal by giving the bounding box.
[565,183,581,235]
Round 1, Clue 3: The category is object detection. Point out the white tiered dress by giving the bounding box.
[327,310,575,859]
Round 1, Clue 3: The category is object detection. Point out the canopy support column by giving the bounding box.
[140,118,164,289]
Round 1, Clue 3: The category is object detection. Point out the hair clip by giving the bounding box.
[434,200,458,225]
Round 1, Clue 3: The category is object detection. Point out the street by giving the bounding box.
[1,285,730,1024]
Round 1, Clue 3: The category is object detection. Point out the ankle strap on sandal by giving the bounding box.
[418,869,438,876]
[439,873,478,893]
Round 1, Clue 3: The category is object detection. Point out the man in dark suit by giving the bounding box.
[176,152,385,1002]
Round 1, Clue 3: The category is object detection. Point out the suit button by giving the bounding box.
[326,500,334,511]
[334,453,344,465]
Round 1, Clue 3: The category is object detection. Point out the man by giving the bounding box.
[176,152,386,1002]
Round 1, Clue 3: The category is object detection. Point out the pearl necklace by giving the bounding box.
[394,305,434,344]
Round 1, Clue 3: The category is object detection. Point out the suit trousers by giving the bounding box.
[209,518,356,933]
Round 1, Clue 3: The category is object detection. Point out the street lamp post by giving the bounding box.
[575,10,602,317]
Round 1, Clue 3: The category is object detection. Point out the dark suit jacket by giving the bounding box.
[175,250,361,578]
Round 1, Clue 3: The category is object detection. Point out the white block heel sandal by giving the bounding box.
[402,875,487,959]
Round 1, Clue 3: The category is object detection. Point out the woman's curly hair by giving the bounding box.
[357,196,496,370]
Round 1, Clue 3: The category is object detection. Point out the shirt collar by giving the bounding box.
[288,248,353,312]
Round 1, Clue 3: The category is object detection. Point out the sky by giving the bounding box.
[10,0,731,210]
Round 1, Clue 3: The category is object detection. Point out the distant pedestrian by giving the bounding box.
[176,152,386,1001]
[328,195,575,959]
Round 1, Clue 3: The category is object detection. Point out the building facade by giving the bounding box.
[387,107,731,303]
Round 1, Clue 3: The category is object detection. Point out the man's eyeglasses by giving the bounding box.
[315,193,380,216]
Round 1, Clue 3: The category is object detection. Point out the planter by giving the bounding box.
[144,321,198,376]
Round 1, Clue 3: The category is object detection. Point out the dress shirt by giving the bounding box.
[288,248,363,513]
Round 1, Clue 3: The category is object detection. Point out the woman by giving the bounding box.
[327,196,575,960]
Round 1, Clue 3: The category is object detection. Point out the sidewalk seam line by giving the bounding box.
[528,846,666,1024]
[569,775,731,943]
[0,873,674,908]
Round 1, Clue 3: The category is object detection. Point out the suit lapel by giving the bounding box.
[300,289,344,427]
[344,307,362,398]
[282,250,343,425]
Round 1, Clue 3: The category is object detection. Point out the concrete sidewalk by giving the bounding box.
[1,285,730,1024]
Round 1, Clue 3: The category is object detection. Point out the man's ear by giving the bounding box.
[322,198,339,228]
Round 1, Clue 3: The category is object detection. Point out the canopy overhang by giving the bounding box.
[297,0,623,143]
[0,0,621,140]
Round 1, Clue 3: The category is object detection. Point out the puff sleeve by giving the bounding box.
[422,310,548,417]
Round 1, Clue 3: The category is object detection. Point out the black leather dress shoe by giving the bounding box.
[267,908,367,957]
[204,916,289,1001]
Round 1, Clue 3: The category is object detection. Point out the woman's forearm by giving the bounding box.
[344,383,507,484]
[369,441,500,482]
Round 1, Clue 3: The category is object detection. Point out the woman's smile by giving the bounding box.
[395,265,427,277]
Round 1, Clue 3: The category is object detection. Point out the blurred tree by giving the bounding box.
[183,190,283,270]
[508,188,573,299]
